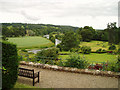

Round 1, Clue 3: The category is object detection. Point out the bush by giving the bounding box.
[96,48,102,53]
[96,48,107,53]
[65,54,88,69]
[81,46,91,54]
[57,44,62,51]
[21,49,27,52]
[2,41,18,89]
[106,56,120,72]
[70,48,79,53]
[108,45,116,50]
[118,48,120,54]
[36,47,59,64]
[102,49,107,52]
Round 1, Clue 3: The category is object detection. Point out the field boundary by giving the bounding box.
[20,61,120,78]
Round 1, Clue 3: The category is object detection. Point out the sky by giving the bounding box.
[0,0,119,29]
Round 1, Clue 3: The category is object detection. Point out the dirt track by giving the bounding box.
[17,65,118,88]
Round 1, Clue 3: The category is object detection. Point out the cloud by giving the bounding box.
[54,0,118,18]
[21,10,40,21]
[0,0,119,28]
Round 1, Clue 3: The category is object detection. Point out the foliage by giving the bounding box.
[21,49,27,52]
[80,29,93,42]
[103,55,120,72]
[70,48,79,53]
[106,22,120,44]
[65,54,88,69]
[108,44,116,50]
[118,48,120,54]
[49,33,55,43]
[2,41,18,89]
[96,48,107,53]
[2,23,79,37]
[56,44,62,51]
[2,35,8,41]
[61,31,80,51]
[55,34,63,41]
[81,46,91,54]
[26,30,35,36]
[36,48,59,64]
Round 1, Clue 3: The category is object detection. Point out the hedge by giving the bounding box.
[2,41,18,89]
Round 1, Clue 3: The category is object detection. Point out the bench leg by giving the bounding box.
[38,72,39,83]
[33,77,34,86]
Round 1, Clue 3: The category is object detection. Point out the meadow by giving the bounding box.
[8,36,54,49]
[58,53,118,63]
[80,41,119,51]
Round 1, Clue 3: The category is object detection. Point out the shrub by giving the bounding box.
[102,49,107,52]
[70,48,79,53]
[2,41,18,89]
[96,48,102,53]
[65,54,88,69]
[81,46,91,54]
[106,56,120,72]
[36,47,59,64]
[118,48,120,54]
[108,45,116,50]
[56,44,62,51]
[21,49,27,52]
[96,48,106,53]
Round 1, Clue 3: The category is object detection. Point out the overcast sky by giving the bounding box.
[0,0,119,29]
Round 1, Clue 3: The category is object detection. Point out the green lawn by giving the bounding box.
[13,82,53,89]
[13,82,36,88]
[59,53,118,63]
[8,36,54,49]
[80,41,118,51]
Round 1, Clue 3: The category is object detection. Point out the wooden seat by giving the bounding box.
[18,67,40,86]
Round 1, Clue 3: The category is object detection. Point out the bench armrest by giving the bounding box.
[34,71,40,75]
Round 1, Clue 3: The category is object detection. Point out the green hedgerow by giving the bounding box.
[2,41,18,89]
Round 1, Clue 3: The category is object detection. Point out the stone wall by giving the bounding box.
[20,61,120,78]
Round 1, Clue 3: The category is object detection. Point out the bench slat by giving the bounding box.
[18,67,40,86]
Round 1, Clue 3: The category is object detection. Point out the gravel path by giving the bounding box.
[17,65,118,88]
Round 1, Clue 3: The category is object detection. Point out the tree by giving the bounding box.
[80,29,93,42]
[49,33,55,43]
[106,22,118,44]
[61,31,80,51]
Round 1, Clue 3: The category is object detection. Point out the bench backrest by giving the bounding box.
[18,68,34,78]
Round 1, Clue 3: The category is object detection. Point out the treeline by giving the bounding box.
[76,26,108,42]
[2,23,79,37]
[2,22,120,44]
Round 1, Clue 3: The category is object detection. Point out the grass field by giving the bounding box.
[8,36,54,49]
[13,82,36,88]
[80,41,119,51]
[59,53,118,63]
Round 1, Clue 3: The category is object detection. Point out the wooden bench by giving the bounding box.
[18,67,40,86]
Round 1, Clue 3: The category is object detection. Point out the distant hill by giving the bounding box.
[1,23,79,37]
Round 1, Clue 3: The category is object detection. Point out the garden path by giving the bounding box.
[17,65,118,88]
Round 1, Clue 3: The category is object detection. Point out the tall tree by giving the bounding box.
[106,22,119,44]
[61,31,80,51]
[80,29,93,42]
